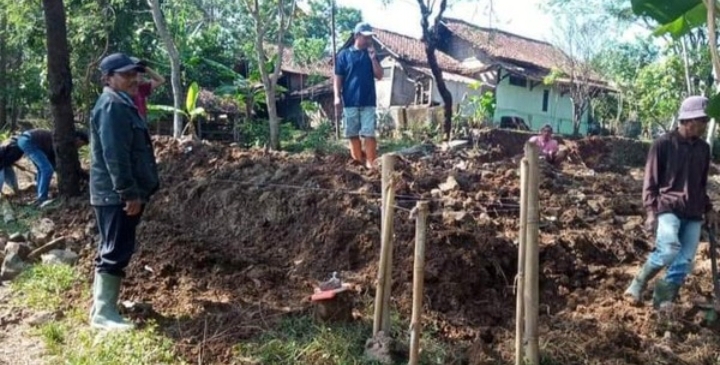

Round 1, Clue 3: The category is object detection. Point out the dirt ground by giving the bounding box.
[41,129,720,364]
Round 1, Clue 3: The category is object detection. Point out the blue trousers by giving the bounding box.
[646,212,702,285]
[16,134,53,201]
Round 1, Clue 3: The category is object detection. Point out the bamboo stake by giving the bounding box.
[380,153,396,332]
[524,142,540,365]
[374,172,396,335]
[409,201,429,365]
[516,156,529,365]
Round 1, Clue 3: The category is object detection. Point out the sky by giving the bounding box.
[333,0,651,46]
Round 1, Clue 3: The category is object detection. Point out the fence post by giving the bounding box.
[524,142,540,365]
[409,201,429,365]
[516,154,529,365]
[380,153,396,332]
[373,153,396,335]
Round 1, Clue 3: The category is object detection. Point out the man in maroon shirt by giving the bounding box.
[624,95,719,308]
[130,58,165,120]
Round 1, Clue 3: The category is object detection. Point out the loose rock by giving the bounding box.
[41,249,78,266]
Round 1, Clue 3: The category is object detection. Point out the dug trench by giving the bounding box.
[46,129,720,364]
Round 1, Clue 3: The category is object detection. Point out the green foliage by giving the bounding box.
[630,0,706,38]
[148,81,206,135]
[10,264,81,310]
[464,82,495,123]
[239,120,295,148]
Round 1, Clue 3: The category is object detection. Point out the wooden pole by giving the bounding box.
[523,142,540,365]
[373,180,395,335]
[409,201,429,365]
[380,153,396,332]
[330,0,340,139]
[515,156,529,365]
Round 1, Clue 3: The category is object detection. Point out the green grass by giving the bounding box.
[235,312,453,365]
[10,263,81,310]
[0,202,43,235]
[9,263,185,365]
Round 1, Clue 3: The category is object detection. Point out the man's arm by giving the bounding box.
[97,103,139,200]
[642,141,663,213]
[144,67,166,90]
[702,145,713,213]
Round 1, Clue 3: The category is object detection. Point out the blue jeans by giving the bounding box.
[646,213,702,285]
[16,134,53,201]
[0,166,18,193]
[343,107,376,138]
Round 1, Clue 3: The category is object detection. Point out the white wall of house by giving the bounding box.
[493,69,589,135]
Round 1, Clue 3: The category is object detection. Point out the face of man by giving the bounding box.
[355,34,372,49]
[541,128,552,140]
[683,117,709,138]
[107,70,140,96]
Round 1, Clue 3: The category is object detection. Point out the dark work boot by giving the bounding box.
[624,262,663,305]
[652,279,681,309]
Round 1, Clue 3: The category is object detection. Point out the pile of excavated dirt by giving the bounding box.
[48,129,720,364]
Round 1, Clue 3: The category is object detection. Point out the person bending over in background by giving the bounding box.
[14,128,88,205]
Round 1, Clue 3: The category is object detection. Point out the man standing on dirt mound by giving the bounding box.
[334,22,383,169]
[88,53,159,331]
[624,95,719,308]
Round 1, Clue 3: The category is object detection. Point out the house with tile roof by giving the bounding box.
[436,18,613,134]
[334,19,612,135]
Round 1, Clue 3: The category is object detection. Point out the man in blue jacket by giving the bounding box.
[88,53,159,330]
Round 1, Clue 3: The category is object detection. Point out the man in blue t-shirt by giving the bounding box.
[334,22,383,169]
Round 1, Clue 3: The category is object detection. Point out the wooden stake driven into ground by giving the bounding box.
[374,153,396,335]
[409,201,429,365]
[523,142,540,364]
[515,155,529,365]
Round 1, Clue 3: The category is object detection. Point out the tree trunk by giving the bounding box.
[0,14,7,130]
[423,44,453,140]
[266,86,280,149]
[148,0,183,138]
[42,0,81,197]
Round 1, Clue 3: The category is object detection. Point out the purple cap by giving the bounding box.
[678,95,709,120]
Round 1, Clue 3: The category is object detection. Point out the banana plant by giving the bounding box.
[148,81,206,137]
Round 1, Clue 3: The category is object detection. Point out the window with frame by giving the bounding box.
[508,75,527,88]
[542,90,550,112]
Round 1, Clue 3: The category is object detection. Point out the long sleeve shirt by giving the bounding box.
[642,130,712,220]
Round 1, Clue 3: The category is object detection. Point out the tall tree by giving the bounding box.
[242,0,297,150]
[148,0,184,138]
[416,0,453,140]
[545,11,607,135]
[42,0,81,196]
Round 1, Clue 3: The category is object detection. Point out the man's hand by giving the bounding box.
[707,210,719,231]
[334,96,342,115]
[124,199,143,216]
[368,46,377,59]
[644,211,657,233]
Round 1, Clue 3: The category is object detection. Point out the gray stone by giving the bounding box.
[1,253,27,281]
[5,242,32,260]
[41,249,79,266]
[9,232,26,242]
[30,218,55,245]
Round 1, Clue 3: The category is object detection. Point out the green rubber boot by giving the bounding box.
[88,278,97,322]
[652,279,681,309]
[90,273,134,331]
[624,262,663,305]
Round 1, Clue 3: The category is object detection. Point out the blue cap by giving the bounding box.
[99,53,144,75]
[353,22,374,36]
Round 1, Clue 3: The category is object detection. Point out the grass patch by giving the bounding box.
[0,202,42,234]
[10,263,81,310]
[235,314,453,365]
[11,263,184,364]
[37,320,181,365]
